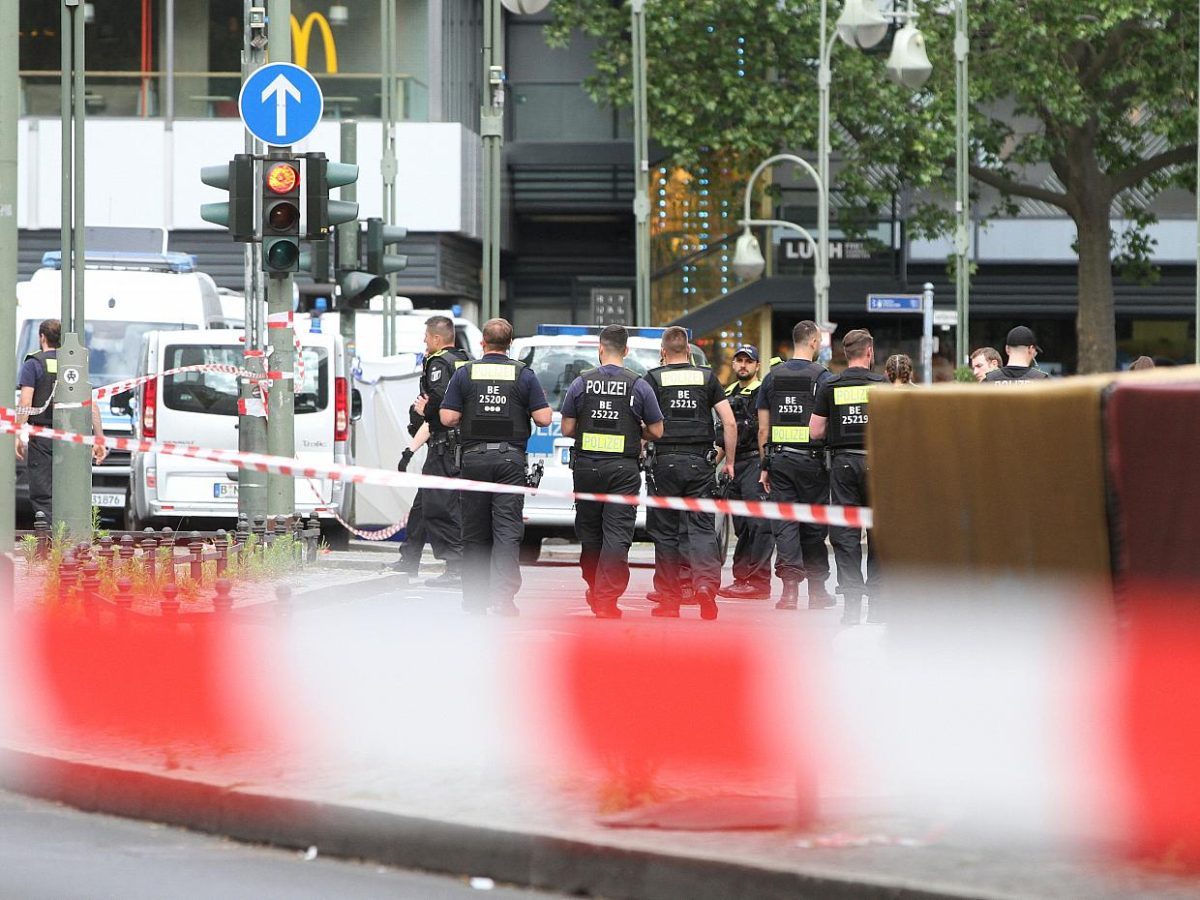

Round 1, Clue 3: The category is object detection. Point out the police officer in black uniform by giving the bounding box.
[440,318,552,615]
[15,318,106,523]
[645,326,737,620]
[757,320,833,611]
[810,328,887,625]
[718,345,775,600]
[560,325,664,619]
[404,316,469,585]
[983,326,1052,385]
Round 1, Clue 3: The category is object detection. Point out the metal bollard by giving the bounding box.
[97,535,115,571]
[161,527,176,584]
[118,534,136,568]
[58,553,77,602]
[213,578,234,614]
[115,577,134,611]
[33,511,51,558]
[74,541,92,565]
[306,515,322,561]
[143,538,158,583]
[188,531,203,583]
[215,532,228,577]
[82,560,101,606]
[160,581,180,618]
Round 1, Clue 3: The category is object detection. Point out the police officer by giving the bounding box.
[404,316,469,586]
[560,325,664,619]
[810,329,887,625]
[645,326,736,620]
[440,318,552,615]
[717,345,775,600]
[15,318,106,523]
[757,320,833,611]
[983,326,1051,385]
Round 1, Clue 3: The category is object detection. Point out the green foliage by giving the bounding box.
[954,365,976,383]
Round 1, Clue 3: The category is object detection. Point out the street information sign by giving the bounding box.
[239,63,324,147]
[867,293,923,313]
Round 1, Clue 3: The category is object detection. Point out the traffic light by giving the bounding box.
[303,153,360,239]
[261,157,303,274]
[200,154,255,241]
[365,217,409,277]
[334,222,387,308]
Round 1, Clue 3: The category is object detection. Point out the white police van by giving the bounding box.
[15,250,226,524]
[511,324,730,562]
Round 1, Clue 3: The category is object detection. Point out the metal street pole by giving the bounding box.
[921,282,935,384]
[480,0,505,323]
[816,0,835,329]
[53,0,92,540]
[265,0,295,517]
[380,0,399,354]
[955,0,970,367]
[631,0,651,326]
[238,0,268,521]
[1,0,18,597]
[339,120,358,524]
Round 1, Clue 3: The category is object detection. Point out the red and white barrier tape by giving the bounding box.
[0,415,873,528]
[332,512,407,541]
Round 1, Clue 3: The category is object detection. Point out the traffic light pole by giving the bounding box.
[238,0,268,522]
[480,0,504,324]
[338,120,357,524]
[54,0,93,541]
[266,0,296,518]
[1,0,17,598]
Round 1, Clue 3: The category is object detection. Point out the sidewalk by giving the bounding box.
[4,558,1200,899]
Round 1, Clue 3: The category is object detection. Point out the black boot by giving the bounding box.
[840,595,862,626]
[865,594,885,624]
[807,581,835,610]
[775,580,800,610]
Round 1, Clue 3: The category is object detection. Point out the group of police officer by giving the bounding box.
[396,314,885,625]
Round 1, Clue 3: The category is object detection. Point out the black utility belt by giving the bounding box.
[831,448,868,456]
[462,442,523,454]
[654,444,711,456]
[775,446,823,457]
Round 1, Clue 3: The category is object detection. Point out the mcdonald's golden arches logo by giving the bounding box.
[291,12,338,73]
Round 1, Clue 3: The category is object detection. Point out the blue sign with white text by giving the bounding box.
[239,63,324,146]
[867,294,923,313]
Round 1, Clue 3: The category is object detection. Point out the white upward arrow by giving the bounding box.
[261,73,302,138]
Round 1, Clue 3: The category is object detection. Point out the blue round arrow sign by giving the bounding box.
[239,62,324,146]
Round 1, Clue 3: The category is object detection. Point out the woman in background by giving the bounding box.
[885,353,914,385]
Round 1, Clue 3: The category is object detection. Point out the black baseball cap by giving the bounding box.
[1005,326,1040,350]
[732,344,760,361]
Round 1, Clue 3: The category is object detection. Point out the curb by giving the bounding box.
[0,748,979,900]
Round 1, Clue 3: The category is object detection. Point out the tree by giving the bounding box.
[546,0,1199,372]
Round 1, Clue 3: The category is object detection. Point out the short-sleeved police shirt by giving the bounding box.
[18,354,49,390]
[560,364,664,426]
[440,352,550,450]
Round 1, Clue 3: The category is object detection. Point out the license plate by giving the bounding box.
[91,492,124,508]
[559,447,570,465]
[213,482,239,499]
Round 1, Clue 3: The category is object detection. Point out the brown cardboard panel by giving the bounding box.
[867,379,1111,579]
[1105,380,1200,583]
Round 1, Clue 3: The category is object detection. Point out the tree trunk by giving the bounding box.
[1074,210,1117,374]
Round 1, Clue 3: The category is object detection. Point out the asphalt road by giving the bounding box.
[0,790,559,900]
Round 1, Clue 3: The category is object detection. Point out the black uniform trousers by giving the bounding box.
[399,490,427,569]
[648,451,721,599]
[729,455,774,589]
[573,456,641,606]
[460,445,526,611]
[767,449,831,586]
[829,451,877,600]
[420,437,463,566]
[27,435,54,523]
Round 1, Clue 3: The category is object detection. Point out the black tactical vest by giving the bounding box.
[458,358,532,446]
[647,363,716,445]
[421,347,468,433]
[26,350,58,427]
[765,361,824,447]
[575,367,643,460]
[724,379,762,456]
[983,365,1051,386]
[823,368,888,449]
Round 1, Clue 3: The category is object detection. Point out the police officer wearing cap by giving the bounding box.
[810,328,887,625]
[645,326,737,620]
[560,325,664,619]
[757,320,833,611]
[717,344,775,600]
[983,326,1051,385]
[440,318,552,615]
[399,316,469,586]
[14,318,106,523]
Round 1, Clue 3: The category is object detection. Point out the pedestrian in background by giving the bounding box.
[983,327,1051,384]
[440,318,552,616]
[718,345,776,601]
[810,329,887,625]
[757,320,833,611]
[645,326,736,620]
[884,354,914,386]
[969,347,1003,382]
[560,325,663,619]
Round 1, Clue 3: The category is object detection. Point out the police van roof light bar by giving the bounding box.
[41,250,198,274]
